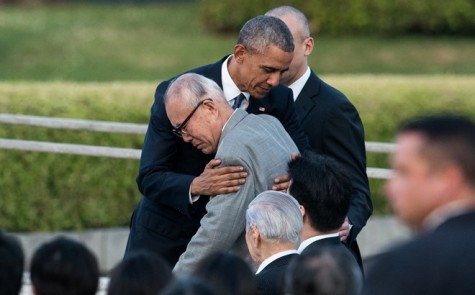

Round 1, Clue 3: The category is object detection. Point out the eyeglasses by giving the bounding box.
[172,98,211,137]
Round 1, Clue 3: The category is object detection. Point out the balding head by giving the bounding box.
[165,73,233,154]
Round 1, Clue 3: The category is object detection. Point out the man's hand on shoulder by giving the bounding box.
[190,159,247,196]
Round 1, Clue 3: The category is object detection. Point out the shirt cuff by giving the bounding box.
[189,187,200,204]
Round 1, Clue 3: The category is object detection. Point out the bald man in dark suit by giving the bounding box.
[267,6,371,268]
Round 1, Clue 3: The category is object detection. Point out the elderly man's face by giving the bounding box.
[235,44,293,98]
[385,132,445,228]
[166,99,221,154]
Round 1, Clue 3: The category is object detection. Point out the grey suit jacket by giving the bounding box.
[173,109,299,274]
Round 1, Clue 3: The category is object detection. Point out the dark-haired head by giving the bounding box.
[0,232,24,295]
[286,246,362,295]
[30,236,99,295]
[160,275,217,295]
[398,114,475,186]
[193,251,258,295]
[107,250,172,295]
[288,151,352,232]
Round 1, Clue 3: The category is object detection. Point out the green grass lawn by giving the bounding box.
[0,2,474,81]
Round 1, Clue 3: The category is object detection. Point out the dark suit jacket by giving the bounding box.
[363,211,475,295]
[257,253,298,295]
[300,236,349,256]
[125,56,309,266]
[295,71,372,264]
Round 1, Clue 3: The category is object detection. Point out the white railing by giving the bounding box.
[0,114,393,179]
[0,113,147,134]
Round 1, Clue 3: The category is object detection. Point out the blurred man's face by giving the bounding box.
[235,44,293,98]
[385,132,443,228]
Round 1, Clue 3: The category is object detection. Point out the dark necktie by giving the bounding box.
[232,93,245,110]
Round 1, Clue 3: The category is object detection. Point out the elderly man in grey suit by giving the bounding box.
[245,191,302,295]
[165,73,299,274]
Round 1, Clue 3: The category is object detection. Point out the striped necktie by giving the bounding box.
[232,93,246,110]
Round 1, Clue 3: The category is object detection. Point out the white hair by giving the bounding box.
[246,190,302,245]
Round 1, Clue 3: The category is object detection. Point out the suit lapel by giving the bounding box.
[247,96,269,114]
[295,71,321,122]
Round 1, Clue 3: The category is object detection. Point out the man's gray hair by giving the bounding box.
[164,73,224,108]
[237,15,294,54]
[246,191,302,245]
[266,5,311,42]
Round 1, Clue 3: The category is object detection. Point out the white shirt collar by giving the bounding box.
[288,67,311,101]
[297,232,339,254]
[255,249,298,274]
[221,55,250,108]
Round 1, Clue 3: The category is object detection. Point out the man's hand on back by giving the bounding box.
[191,159,247,196]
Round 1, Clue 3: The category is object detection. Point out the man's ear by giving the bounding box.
[233,44,247,64]
[299,205,306,218]
[200,99,220,119]
[250,226,261,247]
[304,37,314,56]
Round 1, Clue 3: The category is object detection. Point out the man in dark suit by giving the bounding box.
[245,191,303,295]
[266,6,372,267]
[363,115,475,294]
[125,15,309,267]
[287,152,358,263]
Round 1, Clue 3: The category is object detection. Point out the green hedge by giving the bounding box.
[199,0,475,35]
[1,76,474,231]
[0,82,151,231]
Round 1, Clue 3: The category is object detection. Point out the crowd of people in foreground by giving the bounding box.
[1,223,362,295]
[1,149,364,295]
[2,113,475,294]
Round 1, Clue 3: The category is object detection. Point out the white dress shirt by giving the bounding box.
[221,55,250,109]
[288,67,311,101]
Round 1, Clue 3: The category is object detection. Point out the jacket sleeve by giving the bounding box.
[173,157,254,274]
[135,82,195,216]
[323,102,372,241]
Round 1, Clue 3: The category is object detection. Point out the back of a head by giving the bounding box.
[288,151,352,232]
[160,276,217,295]
[399,114,475,187]
[193,251,258,295]
[107,250,172,295]
[30,236,99,295]
[286,247,362,295]
[246,191,302,245]
[237,15,294,54]
[265,5,311,42]
[0,232,24,295]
